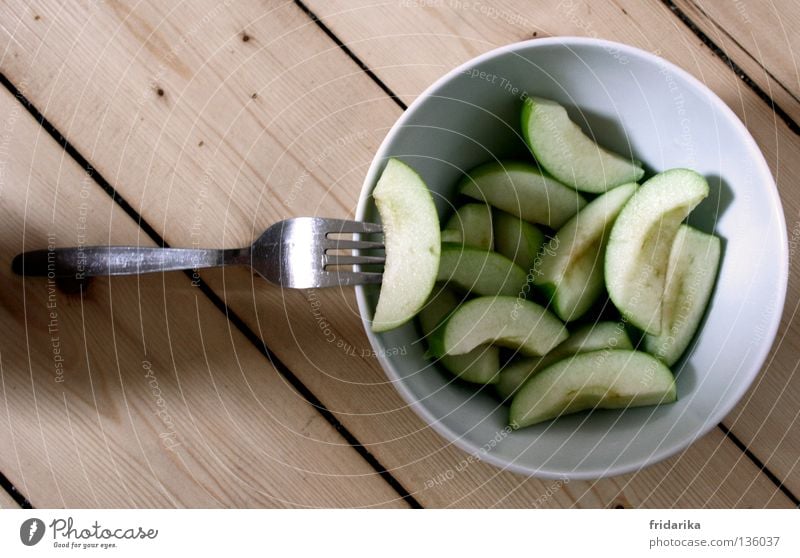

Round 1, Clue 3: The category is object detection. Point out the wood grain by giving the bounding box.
[0,0,793,506]
[673,0,800,123]
[0,87,406,508]
[303,0,800,500]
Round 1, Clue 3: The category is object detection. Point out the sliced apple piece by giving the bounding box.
[460,161,586,228]
[372,158,440,332]
[548,321,633,356]
[429,296,567,357]
[605,169,709,334]
[493,209,544,271]
[444,203,493,250]
[440,229,462,244]
[643,225,721,366]
[497,322,632,399]
[535,183,637,321]
[510,350,676,428]
[418,288,500,384]
[437,243,528,297]
[521,96,644,193]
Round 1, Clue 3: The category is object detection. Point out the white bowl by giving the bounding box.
[355,38,787,479]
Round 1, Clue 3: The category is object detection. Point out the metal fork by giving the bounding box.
[11,218,384,288]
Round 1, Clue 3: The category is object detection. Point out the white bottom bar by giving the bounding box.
[1,509,797,556]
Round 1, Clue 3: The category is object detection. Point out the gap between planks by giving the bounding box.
[0,71,422,510]
[0,0,792,508]
[294,0,800,503]
[0,467,32,508]
[661,0,800,136]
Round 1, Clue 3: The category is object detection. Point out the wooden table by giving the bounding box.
[0,0,798,509]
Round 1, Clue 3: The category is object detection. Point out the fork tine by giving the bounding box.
[325,254,386,267]
[325,239,385,251]
[320,218,383,235]
[316,270,383,287]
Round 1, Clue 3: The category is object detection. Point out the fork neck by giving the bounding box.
[186,246,253,270]
[220,246,252,266]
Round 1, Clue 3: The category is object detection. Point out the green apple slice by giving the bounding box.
[521,96,644,193]
[547,321,633,356]
[493,209,544,271]
[418,288,500,384]
[534,182,637,321]
[509,350,676,428]
[444,203,493,250]
[460,161,586,228]
[497,321,632,399]
[372,158,440,332]
[430,295,567,357]
[437,243,528,297]
[643,225,721,366]
[440,229,462,243]
[605,169,709,335]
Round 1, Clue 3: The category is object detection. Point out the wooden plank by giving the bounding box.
[0,88,406,508]
[0,0,791,507]
[0,489,20,509]
[673,0,800,123]
[299,0,800,497]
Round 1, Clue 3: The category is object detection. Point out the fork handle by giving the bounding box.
[12,246,251,278]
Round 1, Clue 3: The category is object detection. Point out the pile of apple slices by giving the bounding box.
[370,96,721,430]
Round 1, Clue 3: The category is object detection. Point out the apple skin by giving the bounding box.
[493,209,544,272]
[372,158,441,333]
[440,229,462,243]
[534,182,637,322]
[460,161,586,229]
[509,349,676,428]
[437,243,528,297]
[429,295,567,358]
[521,96,644,193]
[418,287,500,384]
[496,321,633,400]
[445,203,493,250]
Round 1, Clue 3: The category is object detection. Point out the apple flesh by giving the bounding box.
[509,350,676,428]
[605,169,709,334]
[521,96,644,193]
[460,161,586,229]
[643,225,721,366]
[535,182,637,321]
[429,295,567,357]
[372,158,441,332]
[497,321,633,399]
[418,288,500,384]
